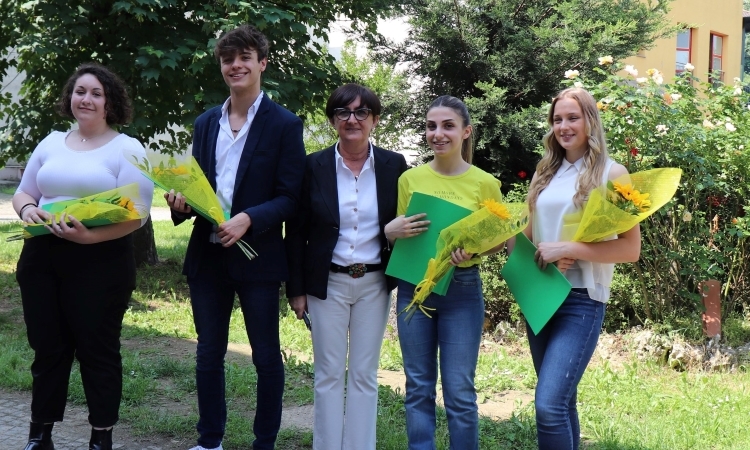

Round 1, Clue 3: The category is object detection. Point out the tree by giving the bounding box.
[369,0,676,189]
[304,40,415,154]
[0,0,401,165]
[0,0,399,264]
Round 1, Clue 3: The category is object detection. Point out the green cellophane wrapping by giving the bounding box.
[15,183,146,239]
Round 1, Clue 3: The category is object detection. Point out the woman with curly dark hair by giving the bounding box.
[11,62,153,450]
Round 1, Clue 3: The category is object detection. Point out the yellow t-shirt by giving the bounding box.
[397,163,503,266]
[398,164,502,214]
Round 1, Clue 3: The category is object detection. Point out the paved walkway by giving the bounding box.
[0,390,173,449]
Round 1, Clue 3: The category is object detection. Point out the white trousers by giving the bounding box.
[308,270,391,450]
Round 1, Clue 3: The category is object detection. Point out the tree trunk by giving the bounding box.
[133,216,158,266]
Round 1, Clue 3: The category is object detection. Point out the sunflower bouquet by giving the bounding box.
[402,199,529,320]
[131,153,258,260]
[7,183,147,240]
[562,168,682,242]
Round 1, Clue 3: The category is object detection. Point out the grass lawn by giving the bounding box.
[2,220,750,449]
[0,183,18,195]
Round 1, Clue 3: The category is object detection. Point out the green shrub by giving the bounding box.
[557,63,750,323]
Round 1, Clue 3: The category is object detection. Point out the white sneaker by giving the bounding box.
[188,446,223,450]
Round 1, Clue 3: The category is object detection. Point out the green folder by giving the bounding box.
[385,192,472,296]
[501,233,572,335]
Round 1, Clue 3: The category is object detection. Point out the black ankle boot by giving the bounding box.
[24,422,54,450]
[88,428,113,450]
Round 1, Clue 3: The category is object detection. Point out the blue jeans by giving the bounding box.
[397,266,484,450]
[188,246,284,450]
[526,290,606,450]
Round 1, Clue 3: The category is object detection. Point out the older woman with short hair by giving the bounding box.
[286,83,407,450]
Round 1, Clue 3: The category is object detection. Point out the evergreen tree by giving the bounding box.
[371,0,675,188]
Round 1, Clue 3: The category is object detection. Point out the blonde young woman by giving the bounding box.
[518,87,641,449]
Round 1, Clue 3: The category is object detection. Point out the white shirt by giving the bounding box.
[16,131,153,227]
[332,142,381,266]
[215,92,264,212]
[533,158,616,302]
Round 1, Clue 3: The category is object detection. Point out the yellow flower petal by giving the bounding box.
[480,199,511,220]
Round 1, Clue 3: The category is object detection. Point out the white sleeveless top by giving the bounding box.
[532,158,616,303]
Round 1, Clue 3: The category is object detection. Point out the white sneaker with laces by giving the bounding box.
[188,446,223,450]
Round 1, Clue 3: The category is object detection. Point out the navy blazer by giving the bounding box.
[176,95,306,282]
[285,145,408,299]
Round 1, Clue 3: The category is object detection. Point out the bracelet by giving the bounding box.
[18,203,37,219]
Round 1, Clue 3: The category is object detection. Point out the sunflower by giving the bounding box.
[612,182,636,201]
[480,198,511,220]
[116,196,135,212]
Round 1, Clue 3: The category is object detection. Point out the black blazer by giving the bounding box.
[175,95,306,282]
[285,145,408,299]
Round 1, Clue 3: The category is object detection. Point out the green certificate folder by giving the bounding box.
[501,233,572,335]
[385,192,472,296]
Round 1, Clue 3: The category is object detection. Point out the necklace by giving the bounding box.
[78,129,109,142]
[341,147,371,162]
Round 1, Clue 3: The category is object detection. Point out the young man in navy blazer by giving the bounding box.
[166,25,306,450]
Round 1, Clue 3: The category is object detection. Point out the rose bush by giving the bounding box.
[481,62,750,332]
[561,63,750,322]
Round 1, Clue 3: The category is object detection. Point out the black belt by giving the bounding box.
[330,262,383,278]
[571,288,588,294]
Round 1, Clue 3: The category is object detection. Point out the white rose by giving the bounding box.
[574,81,584,88]
[684,63,695,72]
[670,93,682,101]
[636,77,648,84]
[655,124,669,136]
[653,73,664,85]
[725,123,737,132]
[564,70,580,79]
[682,211,692,222]
[598,55,614,65]
[734,87,743,96]
[624,65,638,77]
[703,119,715,129]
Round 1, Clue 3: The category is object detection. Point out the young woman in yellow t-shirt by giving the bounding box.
[385,96,504,450]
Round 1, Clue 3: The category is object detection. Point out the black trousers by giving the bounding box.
[16,234,135,428]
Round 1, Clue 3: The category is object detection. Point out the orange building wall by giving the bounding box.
[622,0,744,84]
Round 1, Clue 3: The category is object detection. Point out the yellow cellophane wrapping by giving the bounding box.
[562,168,682,242]
[132,154,226,225]
[130,152,258,260]
[403,201,529,320]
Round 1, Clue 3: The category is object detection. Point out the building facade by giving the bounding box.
[622,0,744,84]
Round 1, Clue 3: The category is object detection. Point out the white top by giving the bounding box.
[332,142,381,266]
[16,131,153,227]
[533,158,616,303]
[215,92,264,212]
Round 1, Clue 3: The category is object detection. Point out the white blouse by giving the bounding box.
[16,131,153,227]
[533,158,616,303]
